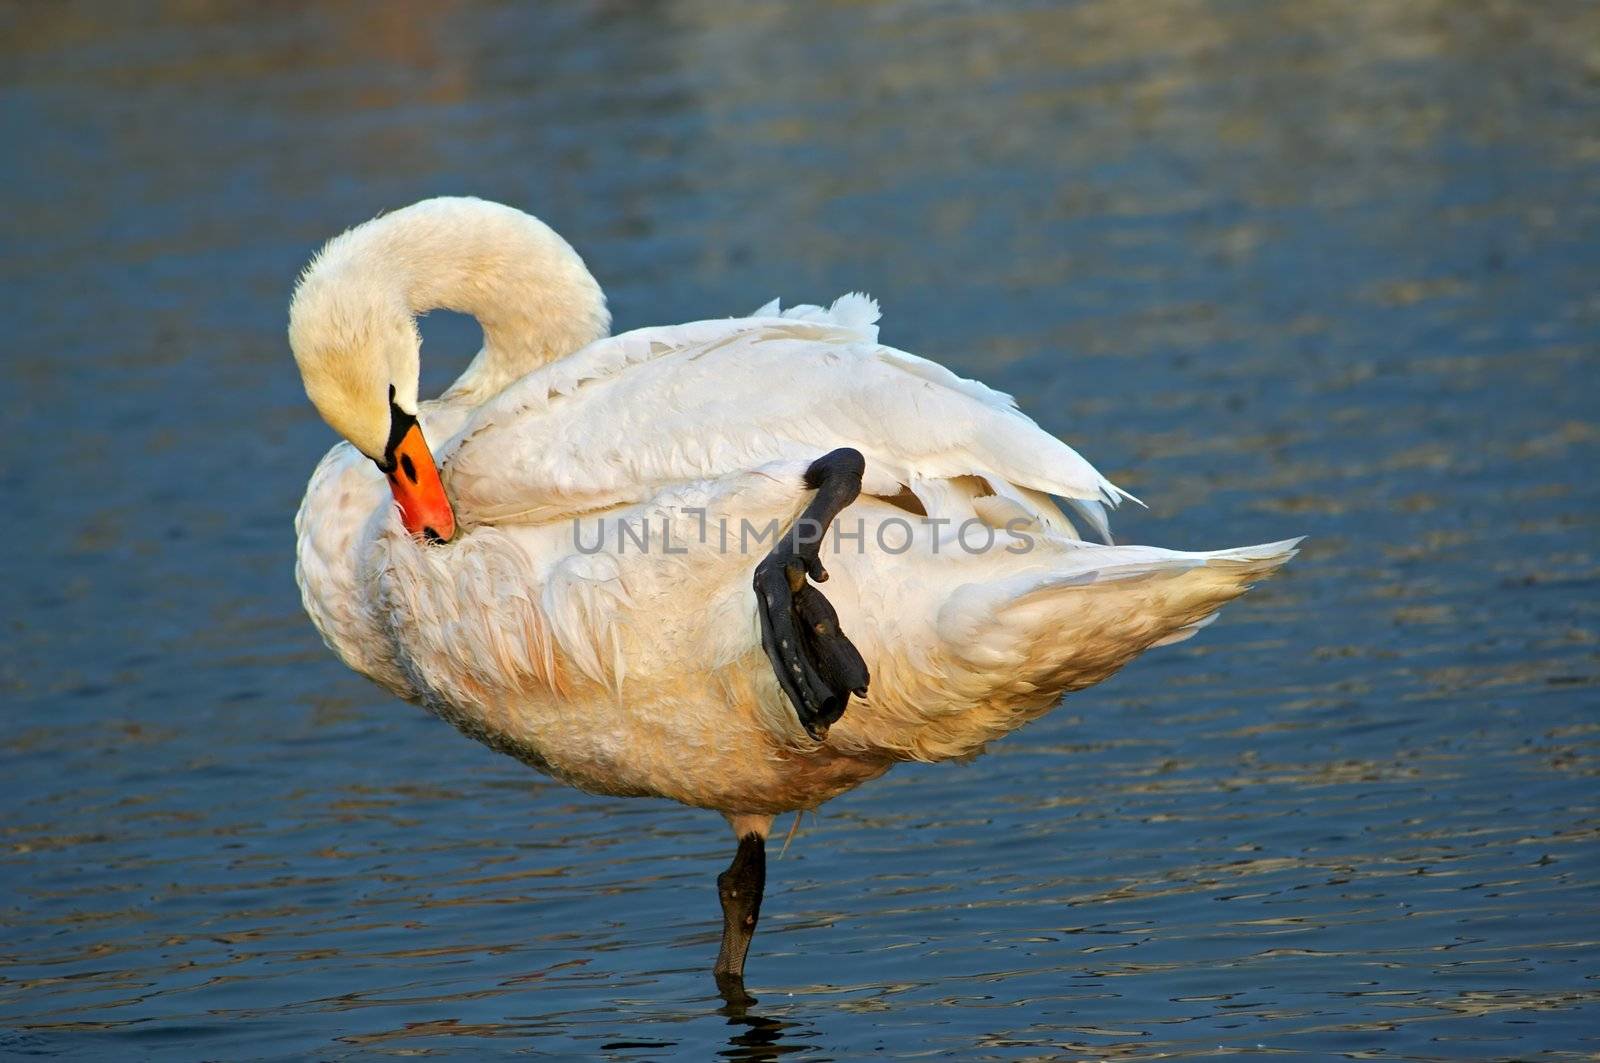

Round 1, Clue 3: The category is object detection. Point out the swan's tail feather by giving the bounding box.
[850,538,1300,762]
[1149,609,1219,647]
[988,539,1302,685]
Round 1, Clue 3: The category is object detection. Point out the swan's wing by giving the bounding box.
[440,294,1130,537]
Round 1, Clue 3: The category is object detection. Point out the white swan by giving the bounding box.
[290,196,1298,997]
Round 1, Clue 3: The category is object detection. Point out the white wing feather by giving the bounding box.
[440,294,1125,536]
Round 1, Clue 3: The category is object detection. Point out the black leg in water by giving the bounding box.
[714,832,766,1006]
[754,447,871,739]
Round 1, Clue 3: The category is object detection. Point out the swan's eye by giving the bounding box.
[400,453,418,484]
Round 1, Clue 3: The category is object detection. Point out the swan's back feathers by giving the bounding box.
[441,294,1126,540]
[753,292,881,338]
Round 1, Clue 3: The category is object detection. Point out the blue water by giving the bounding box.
[3,3,1597,1059]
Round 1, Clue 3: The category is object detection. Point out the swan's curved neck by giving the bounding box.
[319,197,610,407]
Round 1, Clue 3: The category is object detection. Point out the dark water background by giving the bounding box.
[3,2,1598,1059]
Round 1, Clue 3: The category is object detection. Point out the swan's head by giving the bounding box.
[290,195,611,545]
[289,254,456,544]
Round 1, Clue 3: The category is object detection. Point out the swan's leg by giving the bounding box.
[754,448,871,740]
[713,817,770,1006]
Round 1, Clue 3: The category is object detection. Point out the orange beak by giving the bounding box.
[385,421,456,544]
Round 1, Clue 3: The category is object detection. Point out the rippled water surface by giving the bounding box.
[4,2,1598,1059]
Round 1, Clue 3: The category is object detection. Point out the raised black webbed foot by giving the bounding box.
[754,448,871,739]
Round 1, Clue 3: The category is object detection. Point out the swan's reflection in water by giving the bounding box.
[717,997,821,1062]
[569,991,823,1062]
